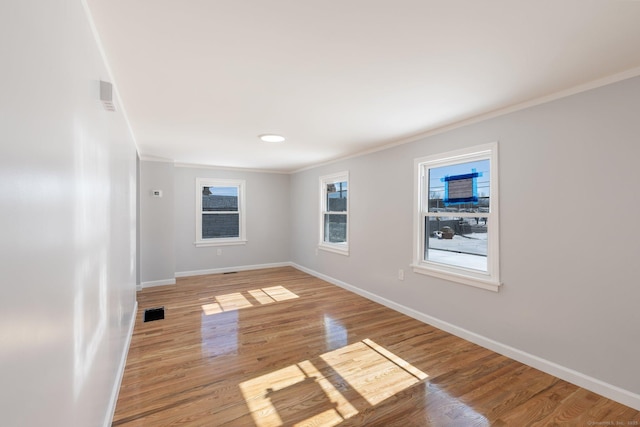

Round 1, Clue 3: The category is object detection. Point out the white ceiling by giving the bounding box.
[86,0,640,172]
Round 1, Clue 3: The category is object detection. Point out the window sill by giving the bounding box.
[318,243,349,256]
[411,263,501,292]
[195,239,247,248]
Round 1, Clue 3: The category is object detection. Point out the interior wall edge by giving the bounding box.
[104,301,138,427]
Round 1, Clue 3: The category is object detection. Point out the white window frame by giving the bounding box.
[412,142,501,291]
[195,178,247,247]
[319,171,349,256]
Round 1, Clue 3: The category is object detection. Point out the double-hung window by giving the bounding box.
[413,143,500,291]
[195,178,246,247]
[319,172,349,255]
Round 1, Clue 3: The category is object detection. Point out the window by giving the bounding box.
[319,172,349,255]
[195,178,246,247]
[413,142,500,291]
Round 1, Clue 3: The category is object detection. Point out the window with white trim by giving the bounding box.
[319,172,349,255]
[413,143,500,291]
[195,178,246,247]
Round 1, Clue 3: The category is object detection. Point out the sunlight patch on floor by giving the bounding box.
[319,339,427,406]
[261,285,299,301]
[239,339,428,427]
[201,286,299,315]
[248,288,276,304]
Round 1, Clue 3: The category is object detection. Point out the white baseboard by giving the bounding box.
[139,263,291,290]
[291,263,640,411]
[104,300,137,427]
[175,262,291,278]
[140,278,176,289]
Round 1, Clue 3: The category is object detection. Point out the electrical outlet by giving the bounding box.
[217,248,222,256]
[398,269,404,281]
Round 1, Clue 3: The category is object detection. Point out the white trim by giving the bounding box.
[415,142,495,168]
[104,301,137,427]
[318,243,349,256]
[195,178,246,246]
[290,263,640,411]
[319,171,349,255]
[139,155,175,163]
[291,66,640,175]
[194,239,247,248]
[175,162,289,175]
[413,142,500,291]
[125,67,640,175]
[141,263,291,289]
[411,263,501,292]
[128,68,640,174]
[175,262,291,278]
[423,212,489,218]
[140,278,176,289]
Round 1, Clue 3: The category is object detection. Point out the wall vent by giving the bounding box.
[100,80,116,112]
[143,307,165,322]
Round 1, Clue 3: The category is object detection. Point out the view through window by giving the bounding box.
[425,159,490,271]
[414,143,500,291]
[195,178,246,246]
[319,172,349,255]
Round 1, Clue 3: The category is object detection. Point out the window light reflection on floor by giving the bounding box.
[217,292,253,311]
[423,383,490,426]
[201,285,299,315]
[323,314,348,350]
[261,285,299,301]
[248,288,276,304]
[239,339,429,427]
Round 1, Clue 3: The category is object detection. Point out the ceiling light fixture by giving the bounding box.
[259,134,285,143]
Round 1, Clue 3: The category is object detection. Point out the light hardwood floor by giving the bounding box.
[113,267,639,426]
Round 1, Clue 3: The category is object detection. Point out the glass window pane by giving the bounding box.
[326,181,347,212]
[324,214,347,243]
[424,216,487,272]
[202,186,238,212]
[202,213,239,238]
[428,160,490,213]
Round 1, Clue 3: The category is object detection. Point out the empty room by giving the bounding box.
[2,1,640,426]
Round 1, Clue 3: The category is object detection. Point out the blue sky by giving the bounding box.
[429,159,490,198]
[206,186,238,197]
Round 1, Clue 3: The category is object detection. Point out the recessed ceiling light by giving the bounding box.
[259,134,285,143]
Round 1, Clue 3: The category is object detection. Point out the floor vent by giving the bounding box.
[223,271,238,275]
[144,307,165,322]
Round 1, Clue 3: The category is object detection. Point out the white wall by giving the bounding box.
[138,164,291,283]
[0,1,138,426]
[139,161,175,285]
[290,76,640,403]
[174,166,291,275]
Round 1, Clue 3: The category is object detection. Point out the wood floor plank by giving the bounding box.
[113,267,640,426]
